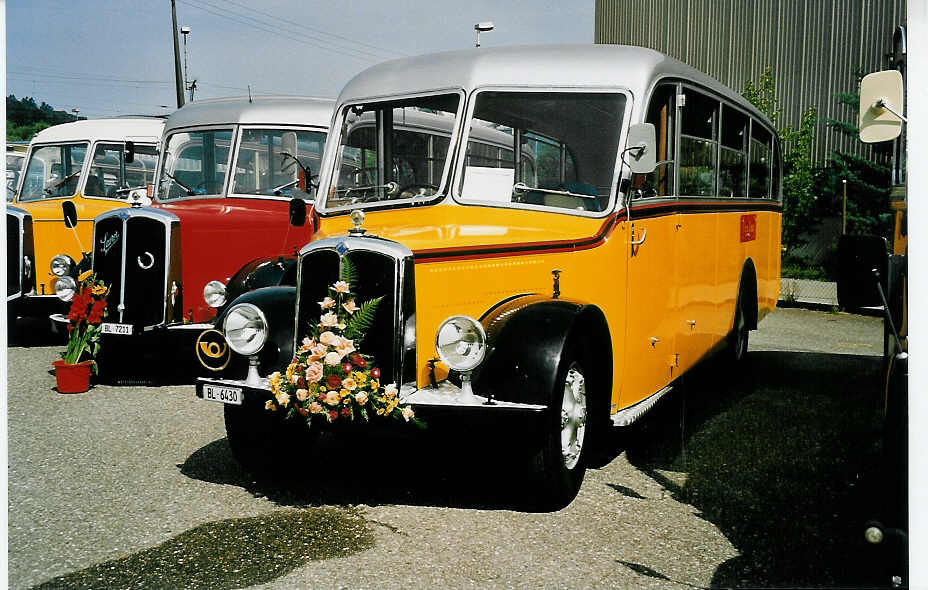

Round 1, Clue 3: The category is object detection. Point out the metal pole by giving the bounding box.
[842,178,847,234]
[171,0,185,108]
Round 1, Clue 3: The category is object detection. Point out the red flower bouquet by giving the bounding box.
[61,271,109,372]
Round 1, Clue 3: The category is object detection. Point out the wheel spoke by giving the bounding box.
[559,363,587,470]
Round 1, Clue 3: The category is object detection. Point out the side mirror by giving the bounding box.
[289,198,307,227]
[625,123,657,174]
[859,70,904,144]
[124,141,136,164]
[62,200,78,229]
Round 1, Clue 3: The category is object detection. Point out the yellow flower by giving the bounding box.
[342,377,357,391]
[370,379,380,392]
[91,284,107,296]
[265,400,277,411]
[78,270,93,282]
[276,391,290,408]
[402,406,415,422]
[353,372,367,385]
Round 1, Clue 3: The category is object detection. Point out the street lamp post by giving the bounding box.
[181,25,194,102]
[474,21,494,48]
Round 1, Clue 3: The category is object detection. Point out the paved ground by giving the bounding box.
[7,308,894,589]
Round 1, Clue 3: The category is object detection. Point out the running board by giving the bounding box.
[611,384,673,427]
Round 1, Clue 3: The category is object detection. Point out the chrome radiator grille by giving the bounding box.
[93,209,181,328]
[295,236,416,388]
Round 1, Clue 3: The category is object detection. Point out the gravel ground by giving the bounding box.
[7,307,888,589]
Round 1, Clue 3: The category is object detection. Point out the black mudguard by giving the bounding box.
[472,294,612,407]
[219,256,299,318]
[215,286,298,379]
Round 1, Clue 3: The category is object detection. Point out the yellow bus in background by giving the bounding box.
[8,117,163,321]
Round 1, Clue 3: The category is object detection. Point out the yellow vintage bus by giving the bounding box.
[8,117,163,320]
[196,45,782,507]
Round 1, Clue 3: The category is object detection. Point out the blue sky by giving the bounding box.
[6,0,593,119]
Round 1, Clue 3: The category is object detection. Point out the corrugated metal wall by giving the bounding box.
[595,0,906,164]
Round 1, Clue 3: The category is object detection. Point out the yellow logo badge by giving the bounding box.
[195,329,231,371]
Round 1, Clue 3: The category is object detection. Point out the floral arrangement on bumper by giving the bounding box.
[266,272,423,428]
[62,271,109,371]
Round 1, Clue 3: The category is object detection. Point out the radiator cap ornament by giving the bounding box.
[348,209,366,236]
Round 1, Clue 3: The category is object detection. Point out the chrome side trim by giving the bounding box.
[611,384,673,427]
[402,380,547,410]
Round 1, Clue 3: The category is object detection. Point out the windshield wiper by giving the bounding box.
[334,181,398,197]
[271,179,299,195]
[512,182,598,200]
[44,171,80,195]
[163,171,196,196]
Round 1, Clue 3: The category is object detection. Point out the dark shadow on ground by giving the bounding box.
[608,350,898,588]
[180,426,540,512]
[30,508,374,590]
[8,315,67,347]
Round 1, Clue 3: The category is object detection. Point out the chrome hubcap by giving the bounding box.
[560,362,587,470]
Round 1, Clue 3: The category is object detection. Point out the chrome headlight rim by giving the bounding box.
[222,302,268,357]
[50,254,74,277]
[54,276,77,302]
[203,280,227,308]
[435,314,487,373]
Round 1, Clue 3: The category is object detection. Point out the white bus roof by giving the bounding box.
[337,44,773,128]
[30,117,165,145]
[163,96,335,133]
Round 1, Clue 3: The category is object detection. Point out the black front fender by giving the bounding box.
[219,256,299,317]
[472,295,612,407]
[216,286,297,378]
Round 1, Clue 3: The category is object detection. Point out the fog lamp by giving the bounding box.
[55,276,77,301]
[50,254,74,277]
[203,280,227,308]
[436,315,486,372]
[223,303,268,356]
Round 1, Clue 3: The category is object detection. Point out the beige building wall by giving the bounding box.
[595,0,906,164]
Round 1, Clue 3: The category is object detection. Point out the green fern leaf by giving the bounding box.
[340,256,359,288]
[344,296,382,344]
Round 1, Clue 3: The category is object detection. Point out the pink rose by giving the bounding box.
[333,281,350,293]
[324,351,343,366]
[355,391,368,405]
[308,343,328,362]
[319,331,339,346]
[320,312,338,328]
[305,362,324,384]
[318,296,335,309]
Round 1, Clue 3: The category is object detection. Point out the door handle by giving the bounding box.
[630,227,647,246]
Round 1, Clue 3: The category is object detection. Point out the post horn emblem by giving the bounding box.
[195,329,231,371]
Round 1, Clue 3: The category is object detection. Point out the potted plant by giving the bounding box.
[54,271,108,393]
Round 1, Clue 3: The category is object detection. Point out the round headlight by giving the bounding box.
[54,276,77,302]
[435,315,486,372]
[223,303,268,356]
[203,280,227,308]
[50,254,74,277]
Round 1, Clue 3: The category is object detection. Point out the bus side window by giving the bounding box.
[632,84,675,199]
[719,105,747,198]
[679,90,719,197]
[748,122,772,198]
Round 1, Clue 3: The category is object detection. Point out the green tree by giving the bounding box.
[820,72,892,239]
[6,95,82,142]
[743,67,818,251]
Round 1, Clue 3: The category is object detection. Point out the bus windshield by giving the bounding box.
[157,128,233,200]
[459,91,626,213]
[230,128,326,199]
[19,143,89,201]
[327,93,461,209]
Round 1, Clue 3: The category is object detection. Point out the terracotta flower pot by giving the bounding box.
[53,359,93,394]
